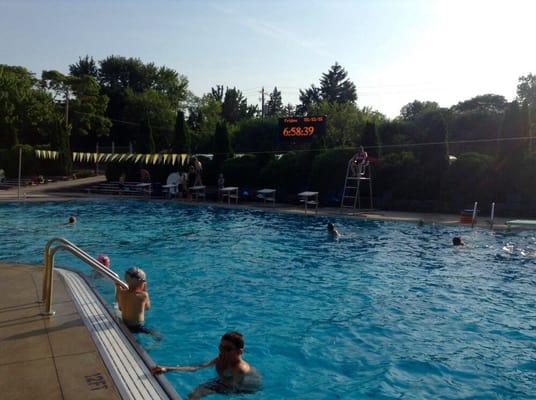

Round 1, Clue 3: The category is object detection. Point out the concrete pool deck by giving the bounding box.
[0,263,179,400]
[0,175,513,229]
[0,263,121,399]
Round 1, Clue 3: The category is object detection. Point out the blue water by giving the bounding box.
[1,200,535,399]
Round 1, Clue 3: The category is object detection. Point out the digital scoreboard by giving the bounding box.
[278,116,326,140]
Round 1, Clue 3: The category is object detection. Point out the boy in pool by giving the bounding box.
[452,237,465,246]
[115,267,152,334]
[151,332,261,399]
[327,222,341,237]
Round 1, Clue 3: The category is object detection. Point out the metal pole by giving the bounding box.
[471,201,478,228]
[96,143,99,175]
[490,202,495,229]
[17,147,22,200]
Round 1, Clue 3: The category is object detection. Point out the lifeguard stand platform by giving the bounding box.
[340,157,373,210]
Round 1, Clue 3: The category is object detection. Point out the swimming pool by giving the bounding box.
[1,200,535,399]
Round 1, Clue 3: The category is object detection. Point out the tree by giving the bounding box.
[50,118,72,176]
[517,74,536,106]
[187,94,222,153]
[41,70,111,151]
[136,116,155,153]
[0,65,58,147]
[453,94,507,114]
[213,121,233,172]
[69,55,98,78]
[265,87,284,117]
[298,85,322,115]
[123,88,175,150]
[319,63,357,104]
[222,87,248,123]
[399,100,439,121]
[517,73,536,150]
[298,63,357,114]
[210,85,225,102]
[172,110,190,153]
[497,101,529,164]
[97,56,189,146]
[360,122,381,159]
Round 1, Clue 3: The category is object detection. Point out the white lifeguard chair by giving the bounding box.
[340,154,373,210]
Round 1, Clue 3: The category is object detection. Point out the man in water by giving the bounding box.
[152,332,261,399]
[327,222,341,237]
[452,237,465,246]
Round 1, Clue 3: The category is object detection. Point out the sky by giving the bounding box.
[1,0,535,118]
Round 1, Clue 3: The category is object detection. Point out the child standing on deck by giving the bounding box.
[115,267,152,334]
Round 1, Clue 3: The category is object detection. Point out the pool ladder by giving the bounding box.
[41,237,128,316]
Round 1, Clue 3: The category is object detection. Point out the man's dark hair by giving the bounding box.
[221,331,244,349]
[327,222,335,232]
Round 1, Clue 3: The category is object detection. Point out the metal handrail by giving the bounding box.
[42,237,128,316]
[42,237,121,303]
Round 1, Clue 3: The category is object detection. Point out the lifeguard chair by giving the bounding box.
[340,151,373,210]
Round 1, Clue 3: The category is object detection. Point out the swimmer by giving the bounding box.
[452,237,465,246]
[327,222,341,237]
[115,267,153,335]
[92,254,112,279]
[68,216,76,224]
[152,332,261,399]
[97,254,111,268]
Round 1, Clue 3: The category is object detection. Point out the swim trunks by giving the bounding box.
[127,323,152,334]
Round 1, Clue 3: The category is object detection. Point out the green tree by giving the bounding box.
[69,55,98,78]
[497,101,529,168]
[41,70,111,151]
[123,88,175,150]
[222,87,248,123]
[307,101,366,147]
[97,56,188,146]
[187,94,222,153]
[361,121,381,159]
[0,65,57,147]
[453,94,507,114]
[172,110,190,153]
[213,121,233,172]
[517,73,536,151]
[399,100,439,121]
[266,87,283,117]
[136,116,155,153]
[299,63,357,114]
[319,63,357,104]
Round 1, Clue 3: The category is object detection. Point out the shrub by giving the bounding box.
[440,152,495,209]
[259,151,313,193]
[222,154,258,187]
[310,148,355,202]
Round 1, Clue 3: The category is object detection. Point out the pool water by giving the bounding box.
[1,200,535,399]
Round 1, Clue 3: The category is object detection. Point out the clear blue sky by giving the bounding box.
[1,0,534,117]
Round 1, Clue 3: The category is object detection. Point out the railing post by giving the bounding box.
[471,201,478,228]
[41,250,56,316]
[490,202,495,229]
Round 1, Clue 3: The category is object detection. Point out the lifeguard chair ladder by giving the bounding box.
[340,159,373,210]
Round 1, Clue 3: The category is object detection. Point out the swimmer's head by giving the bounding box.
[453,237,464,246]
[219,331,244,362]
[327,222,335,232]
[125,267,146,288]
[97,254,110,268]
[68,216,76,224]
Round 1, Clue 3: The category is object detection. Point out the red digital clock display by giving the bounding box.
[279,116,326,140]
